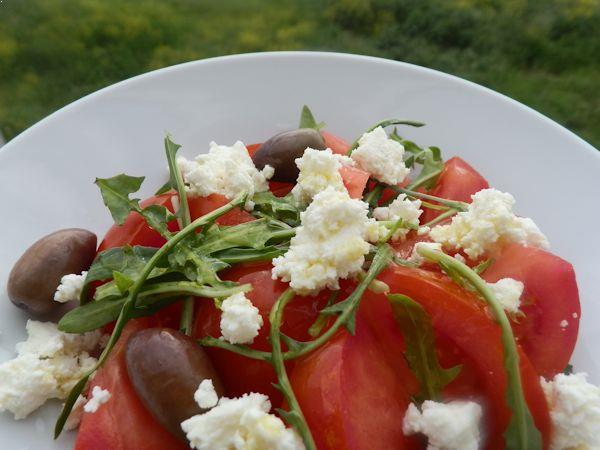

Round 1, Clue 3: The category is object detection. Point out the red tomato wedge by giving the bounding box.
[193,266,334,403]
[98,193,179,251]
[246,143,261,157]
[321,130,350,155]
[367,264,551,450]
[290,318,421,450]
[482,243,580,378]
[339,165,370,199]
[421,157,489,223]
[188,193,255,226]
[75,318,189,450]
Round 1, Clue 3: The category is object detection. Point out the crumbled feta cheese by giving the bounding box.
[64,395,87,431]
[402,400,482,450]
[195,379,219,409]
[0,321,101,419]
[177,141,272,206]
[373,194,422,241]
[291,148,353,204]
[573,313,579,319]
[351,126,410,185]
[182,392,304,450]
[560,320,569,329]
[272,187,377,295]
[541,373,600,450]
[84,386,110,413]
[54,271,87,303]
[408,242,443,266]
[487,278,524,313]
[219,292,263,345]
[429,188,549,259]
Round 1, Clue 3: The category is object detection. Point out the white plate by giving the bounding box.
[0,52,598,449]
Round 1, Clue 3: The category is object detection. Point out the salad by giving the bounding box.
[1,106,598,450]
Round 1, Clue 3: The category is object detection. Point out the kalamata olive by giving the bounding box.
[7,228,97,316]
[252,128,327,182]
[125,328,225,441]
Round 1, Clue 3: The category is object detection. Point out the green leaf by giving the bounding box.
[473,258,493,275]
[407,146,444,190]
[212,245,288,264]
[95,174,175,236]
[164,134,191,226]
[168,234,229,284]
[154,180,173,195]
[197,218,293,254]
[95,174,145,225]
[388,294,461,402]
[299,105,325,131]
[55,374,90,438]
[113,271,134,294]
[81,246,160,303]
[252,192,300,226]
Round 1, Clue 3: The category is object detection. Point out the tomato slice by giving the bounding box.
[193,266,333,403]
[290,317,421,450]
[339,165,369,199]
[367,265,551,450]
[75,318,188,450]
[188,193,254,226]
[482,243,580,378]
[421,157,489,223]
[98,193,179,251]
[321,130,350,155]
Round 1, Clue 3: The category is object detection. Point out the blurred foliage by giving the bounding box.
[0,0,598,147]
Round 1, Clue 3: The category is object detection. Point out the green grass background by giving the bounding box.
[1,0,598,148]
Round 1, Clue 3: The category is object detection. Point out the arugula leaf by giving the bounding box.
[252,192,300,226]
[168,235,229,284]
[213,245,288,264]
[81,246,160,303]
[299,105,325,131]
[60,281,252,333]
[407,147,444,190]
[164,135,191,226]
[197,218,294,254]
[388,294,461,402]
[95,174,145,224]
[95,174,175,235]
[113,271,134,294]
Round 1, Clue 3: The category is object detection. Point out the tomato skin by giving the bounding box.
[75,318,189,450]
[193,267,333,403]
[321,130,350,155]
[98,193,179,251]
[188,193,254,226]
[291,318,420,450]
[482,243,580,378]
[368,264,551,450]
[421,157,489,223]
[338,165,369,199]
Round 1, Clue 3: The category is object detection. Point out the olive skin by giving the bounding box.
[125,328,225,441]
[7,228,97,316]
[252,128,327,182]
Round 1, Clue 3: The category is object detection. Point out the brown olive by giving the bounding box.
[125,328,225,441]
[7,228,97,316]
[252,128,327,182]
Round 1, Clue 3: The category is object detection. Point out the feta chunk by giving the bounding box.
[54,271,87,303]
[84,386,111,413]
[402,400,482,450]
[272,187,377,295]
[219,292,263,345]
[351,126,410,185]
[487,278,524,313]
[0,321,101,419]
[195,379,218,409]
[291,148,353,204]
[373,194,422,241]
[177,141,273,206]
[408,242,443,266]
[181,392,304,450]
[430,188,549,259]
[541,372,600,450]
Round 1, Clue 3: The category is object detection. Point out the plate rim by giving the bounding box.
[1,51,598,161]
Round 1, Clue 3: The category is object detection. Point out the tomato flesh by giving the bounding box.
[421,157,489,223]
[339,165,369,199]
[482,243,580,378]
[366,264,551,450]
[322,130,350,155]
